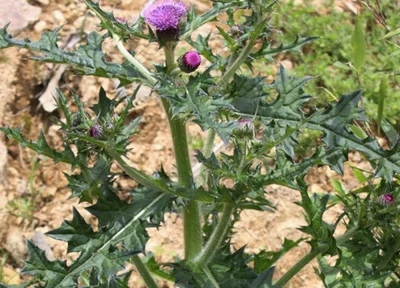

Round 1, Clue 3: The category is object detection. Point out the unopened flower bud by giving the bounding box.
[237,118,254,131]
[89,125,102,138]
[378,193,394,206]
[178,51,201,73]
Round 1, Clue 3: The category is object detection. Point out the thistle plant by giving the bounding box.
[1,0,400,287]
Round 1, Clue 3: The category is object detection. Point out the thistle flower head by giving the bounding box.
[89,125,103,139]
[142,0,187,31]
[378,193,395,206]
[179,51,201,73]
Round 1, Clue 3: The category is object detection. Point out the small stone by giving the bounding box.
[0,141,7,180]
[31,232,55,260]
[154,143,164,151]
[0,0,42,33]
[42,186,57,198]
[34,20,47,32]
[4,227,27,262]
[52,10,65,23]
[36,0,50,5]
[7,167,19,177]
[281,59,293,70]
[2,265,21,285]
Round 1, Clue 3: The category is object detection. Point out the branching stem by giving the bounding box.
[114,36,157,85]
[194,202,234,266]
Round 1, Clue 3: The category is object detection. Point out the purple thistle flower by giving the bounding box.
[89,125,103,139]
[142,0,187,43]
[179,51,201,73]
[143,0,187,30]
[378,193,395,206]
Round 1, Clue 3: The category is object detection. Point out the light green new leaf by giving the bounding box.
[381,27,400,40]
[351,17,366,73]
[377,75,388,133]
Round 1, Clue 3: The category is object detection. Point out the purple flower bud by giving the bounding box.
[89,125,102,138]
[378,193,394,206]
[178,51,201,73]
[237,118,254,131]
[142,0,187,43]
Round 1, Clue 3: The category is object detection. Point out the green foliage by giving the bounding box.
[270,0,400,127]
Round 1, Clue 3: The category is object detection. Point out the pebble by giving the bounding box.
[36,0,50,5]
[34,20,47,32]
[4,226,27,262]
[52,10,65,24]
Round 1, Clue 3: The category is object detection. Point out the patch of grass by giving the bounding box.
[5,157,41,224]
[268,0,400,127]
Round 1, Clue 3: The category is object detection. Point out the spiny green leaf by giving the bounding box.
[253,239,303,273]
[83,0,148,41]
[251,35,317,60]
[0,27,143,85]
[235,65,400,181]
[91,87,113,120]
[22,241,72,288]
[0,128,77,165]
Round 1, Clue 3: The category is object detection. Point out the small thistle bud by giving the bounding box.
[178,51,201,73]
[237,118,254,131]
[142,0,187,44]
[378,193,394,206]
[89,125,102,138]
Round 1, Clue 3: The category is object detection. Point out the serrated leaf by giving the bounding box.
[249,267,277,288]
[234,65,400,181]
[83,0,148,41]
[380,120,399,149]
[251,35,317,59]
[254,239,302,273]
[0,127,77,165]
[91,87,113,120]
[22,241,72,288]
[0,27,144,85]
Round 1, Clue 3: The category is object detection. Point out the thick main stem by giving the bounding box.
[162,44,203,261]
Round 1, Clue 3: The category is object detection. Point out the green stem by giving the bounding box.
[274,245,328,287]
[202,266,221,288]
[163,43,176,74]
[203,128,217,158]
[217,17,268,87]
[194,203,234,266]
[162,44,203,261]
[198,128,216,186]
[335,224,359,245]
[114,36,157,85]
[132,255,158,288]
[105,145,172,195]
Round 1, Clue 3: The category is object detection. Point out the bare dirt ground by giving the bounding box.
[0,0,372,287]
